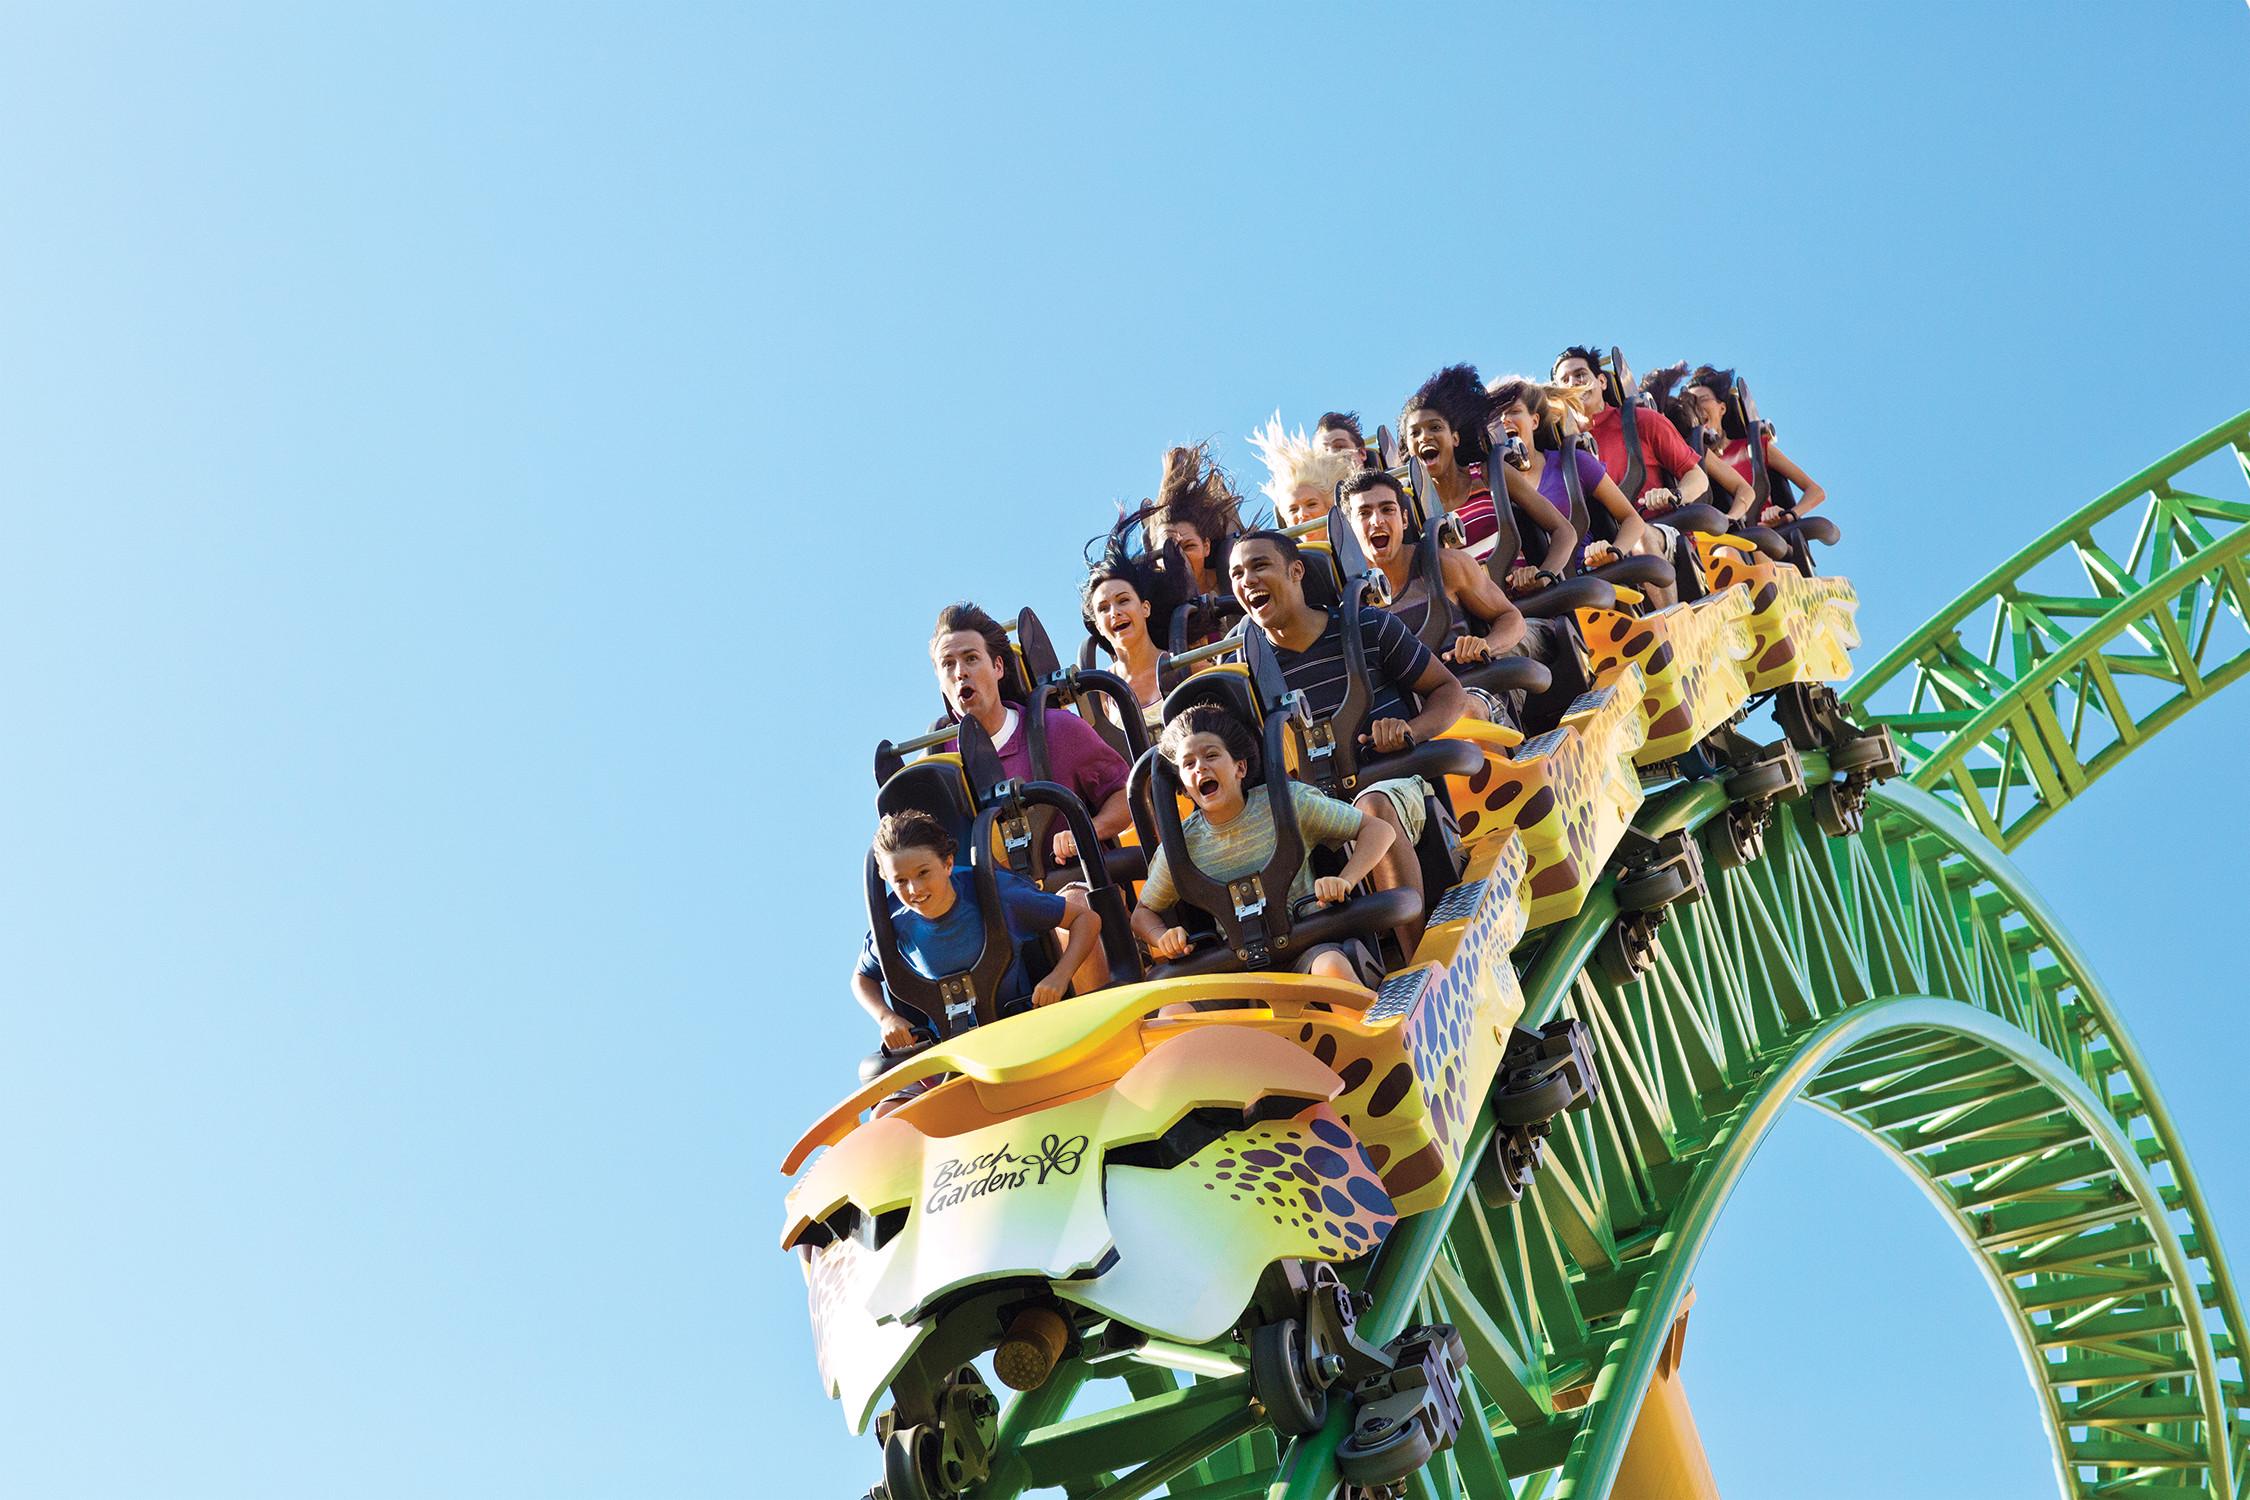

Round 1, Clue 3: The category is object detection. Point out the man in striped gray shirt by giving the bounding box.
[1228,530,1470,952]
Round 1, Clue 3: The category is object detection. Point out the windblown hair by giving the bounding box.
[1316,410,1364,444]
[1157,702,1262,783]
[1144,441,1248,553]
[872,808,957,863]
[1080,504,1193,650]
[1248,413,1357,521]
[1689,365,1750,440]
[1485,375,1580,452]
[1400,364,1497,464]
[1638,362,1700,443]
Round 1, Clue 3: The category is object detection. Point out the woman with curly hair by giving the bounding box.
[1247,412,1358,527]
[1399,365,1580,586]
[1399,364,1501,543]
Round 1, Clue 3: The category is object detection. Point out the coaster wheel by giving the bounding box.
[1248,1318,1328,1436]
[882,1424,943,1500]
[1337,1410,1438,1486]
[1810,781,1862,838]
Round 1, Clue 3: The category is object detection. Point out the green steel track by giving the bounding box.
[1848,411,2250,850]
[937,415,2250,1500]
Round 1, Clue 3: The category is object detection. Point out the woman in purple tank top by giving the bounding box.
[1487,378,1649,577]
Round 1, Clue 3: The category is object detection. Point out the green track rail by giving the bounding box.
[1848,411,2250,850]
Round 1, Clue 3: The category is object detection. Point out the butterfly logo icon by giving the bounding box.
[1030,1133,1088,1184]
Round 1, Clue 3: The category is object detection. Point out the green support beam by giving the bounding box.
[1847,411,2250,849]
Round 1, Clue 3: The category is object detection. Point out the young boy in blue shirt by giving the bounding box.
[851,809,1104,1052]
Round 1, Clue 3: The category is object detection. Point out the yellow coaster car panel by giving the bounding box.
[1691,534,1862,695]
[1575,587,1754,764]
[1440,682,1647,931]
[780,838,1538,1427]
[783,1026,1391,1431]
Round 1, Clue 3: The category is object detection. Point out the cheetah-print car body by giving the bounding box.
[1574,587,1755,764]
[1690,534,1861,694]
[781,1023,1394,1432]
[779,843,1542,1424]
[1438,681,1647,931]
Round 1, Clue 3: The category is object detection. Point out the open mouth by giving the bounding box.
[1366,528,1393,553]
[1415,443,1441,463]
[1194,773,1222,800]
[1240,587,1273,614]
[954,682,979,710]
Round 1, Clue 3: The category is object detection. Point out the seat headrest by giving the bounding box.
[1299,539,1342,612]
[876,755,976,848]
[1157,662,1262,736]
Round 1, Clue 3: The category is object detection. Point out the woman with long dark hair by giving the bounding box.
[1080,504,1191,724]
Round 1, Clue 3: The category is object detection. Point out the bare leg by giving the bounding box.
[1057,887,1110,995]
[1059,923,1110,993]
[1354,789,1426,955]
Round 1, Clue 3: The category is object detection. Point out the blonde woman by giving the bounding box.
[1247,412,1357,528]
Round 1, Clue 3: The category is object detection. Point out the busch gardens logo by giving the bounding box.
[925,1133,1089,1214]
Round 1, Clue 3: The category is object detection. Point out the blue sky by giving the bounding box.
[3,4,2247,1496]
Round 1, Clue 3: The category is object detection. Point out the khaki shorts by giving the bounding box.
[1363,775,1430,846]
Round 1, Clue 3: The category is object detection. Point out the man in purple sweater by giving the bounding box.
[932,602,1133,865]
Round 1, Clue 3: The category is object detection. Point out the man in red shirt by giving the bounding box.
[1552,346,1757,527]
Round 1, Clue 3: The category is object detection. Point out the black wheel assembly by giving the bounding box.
[1249,1318,1328,1436]
[1809,782,1862,838]
[1337,1411,1438,1485]
[882,1424,941,1500]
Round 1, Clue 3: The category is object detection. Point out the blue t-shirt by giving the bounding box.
[856,867,1067,1008]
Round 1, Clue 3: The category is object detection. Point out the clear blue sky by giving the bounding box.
[4,5,2247,1497]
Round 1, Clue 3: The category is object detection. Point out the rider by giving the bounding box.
[1130,703,1396,985]
[1337,468,1557,728]
[1144,443,1245,598]
[1081,508,1192,725]
[1315,411,1370,469]
[1402,365,1578,580]
[1229,529,1470,950]
[1250,412,1358,527]
[1680,364,1827,526]
[1552,345,1756,528]
[1487,376,1643,570]
[1401,364,1505,550]
[852,809,1106,1052]
[933,602,1132,864]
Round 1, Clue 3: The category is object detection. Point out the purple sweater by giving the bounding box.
[951,707,1129,814]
